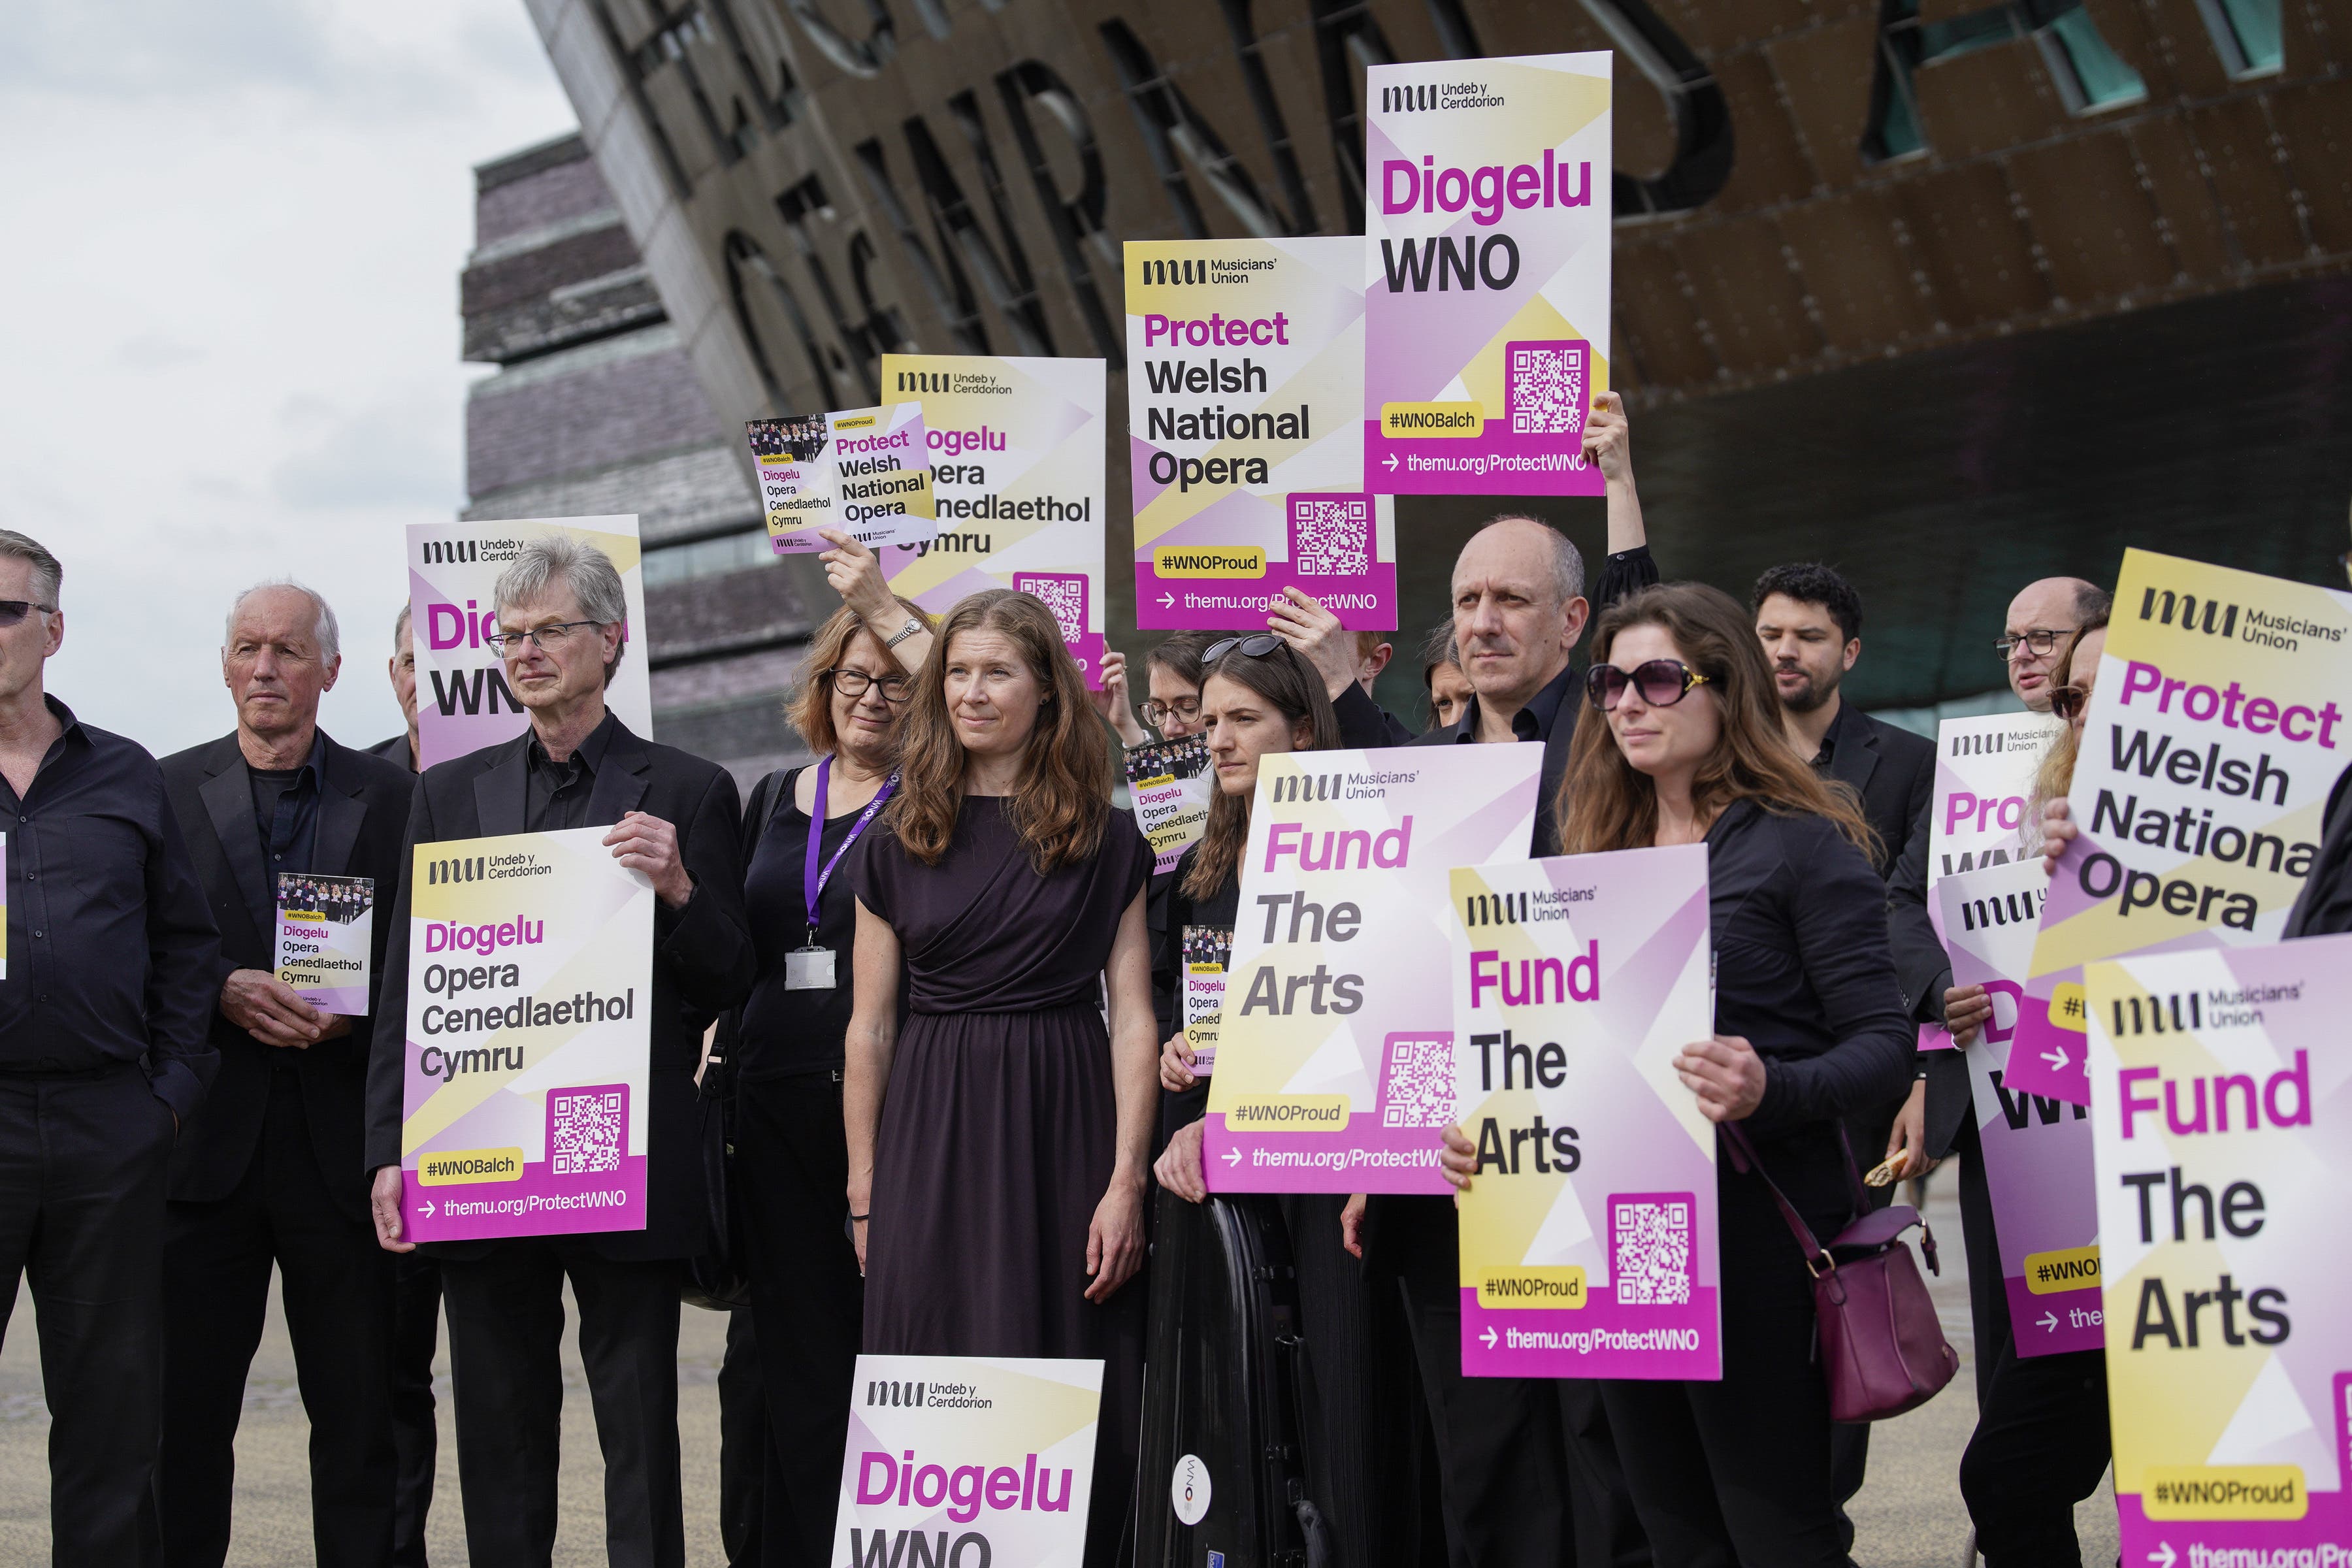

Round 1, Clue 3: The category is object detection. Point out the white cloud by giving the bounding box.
[0,1,575,757]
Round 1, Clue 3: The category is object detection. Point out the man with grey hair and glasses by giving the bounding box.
[363,533,753,1568]
[0,527,221,1563]
[154,580,417,1566]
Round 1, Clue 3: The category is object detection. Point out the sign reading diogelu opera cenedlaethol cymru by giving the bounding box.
[397,828,653,1243]
[405,517,655,771]
[2088,936,2352,1567]
[1450,845,1720,1380]
[2009,550,2352,1106]
[1364,54,1612,497]
[1126,238,1398,630]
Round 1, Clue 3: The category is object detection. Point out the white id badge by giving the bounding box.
[785,946,837,990]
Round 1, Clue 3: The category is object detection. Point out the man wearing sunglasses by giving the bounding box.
[361,534,753,1568]
[0,529,223,1562]
[1350,391,1660,1568]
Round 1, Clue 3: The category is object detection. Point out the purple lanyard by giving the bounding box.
[804,755,898,939]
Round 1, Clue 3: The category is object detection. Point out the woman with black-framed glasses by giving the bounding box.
[722,591,929,1566]
[1444,581,1914,1567]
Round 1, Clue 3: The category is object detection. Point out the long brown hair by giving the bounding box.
[786,596,931,756]
[1182,644,1341,901]
[2028,609,2110,822]
[1556,582,1876,857]
[889,588,1110,872]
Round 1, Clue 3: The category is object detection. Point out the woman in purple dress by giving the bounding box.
[844,588,1158,1564]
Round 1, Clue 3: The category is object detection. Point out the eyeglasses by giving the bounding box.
[1995,628,2074,663]
[485,620,602,653]
[1203,634,1284,664]
[1141,696,1202,730]
[0,600,56,627]
[1584,658,1712,712]
[2048,684,2089,721]
[826,668,913,703]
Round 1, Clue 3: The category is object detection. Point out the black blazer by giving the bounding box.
[363,716,755,1262]
[160,730,415,1220]
[1817,700,1944,1018]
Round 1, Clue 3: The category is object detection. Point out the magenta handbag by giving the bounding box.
[1723,1124,1959,1424]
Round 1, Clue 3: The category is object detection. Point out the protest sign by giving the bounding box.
[1450,845,1718,1379]
[406,516,653,770]
[1939,860,2102,1356]
[1918,712,2066,1050]
[2088,936,2352,1563]
[1203,744,1540,1194]
[1181,925,1231,1075]
[1363,53,1612,497]
[1124,736,1212,879]
[877,353,1108,685]
[2014,550,2352,1103]
[275,872,374,1017]
[396,827,653,1243]
[831,1354,1102,1568]
[747,403,936,553]
[1126,237,1397,629]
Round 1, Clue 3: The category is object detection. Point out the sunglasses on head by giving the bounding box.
[1584,658,1712,712]
[2049,684,2089,721]
[0,600,55,628]
[1203,634,1283,664]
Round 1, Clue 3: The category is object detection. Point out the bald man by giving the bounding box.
[2001,578,2107,711]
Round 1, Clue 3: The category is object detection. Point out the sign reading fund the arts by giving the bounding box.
[747,403,937,553]
[406,517,654,771]
[1450,847,1718,1380]
[1918,712,2066,1051]
[1126,238,1398,629]
[877,353,1108,686]
[1364,54,1611,497]
[2014,551,2352,1103]
[2088,937,2352,1564]
[1203,745,1540,1194]
[1939,860,2103,1357]
[397,828,653,1243]
[831,1354,1102,1568]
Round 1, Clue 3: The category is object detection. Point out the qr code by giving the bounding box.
[1610,1196,1693,1306]
[1506,341,1590,437]
[1379,1034,1455,1129]
[1015,574,1086,644]
[549,1088,625,1176]
[1290,497,1370,577]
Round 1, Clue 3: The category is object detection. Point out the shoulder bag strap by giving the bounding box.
[1721,1122,1832,1275]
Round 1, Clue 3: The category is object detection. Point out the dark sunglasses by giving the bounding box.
[0,600,56,627]
[2048,684,2089,721]
[1203,634,1283,664]
[1584,658,1712,712]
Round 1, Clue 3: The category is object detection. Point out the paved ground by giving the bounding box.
[0,1158,2114,1566]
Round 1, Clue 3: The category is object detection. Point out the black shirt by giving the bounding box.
[739,766,880,1077]
[525,711,617,833]
[246,731,325,919]
[0,696,221,1121]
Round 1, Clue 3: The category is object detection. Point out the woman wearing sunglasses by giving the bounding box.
[1445,582,1913,1567]
[724,575,930,1566]
[1152,636,1418,1566]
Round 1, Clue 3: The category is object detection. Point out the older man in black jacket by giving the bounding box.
[157,581,416,1567]
[365,534,753,1568]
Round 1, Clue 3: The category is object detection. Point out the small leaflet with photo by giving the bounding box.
[1123,734,1213,878]
[747,403,937,553]
[1181,924,1232,1074]
[275,872,375,1017]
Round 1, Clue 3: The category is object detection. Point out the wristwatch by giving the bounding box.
[883,616,923,649]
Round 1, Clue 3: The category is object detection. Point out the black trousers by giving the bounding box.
[717,1309,765,1568]
[0,1066,175,1565]
[389,1251,441,1568]
[734,1071,864,1568]
[1601,1173,1849,1568]
[439,1242,685,1568]
[1951,1112,2014,1406]
[157,1070,397,1568]
[1959,1343,2110,1564]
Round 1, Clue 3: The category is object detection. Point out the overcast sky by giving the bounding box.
[0,3,575,755]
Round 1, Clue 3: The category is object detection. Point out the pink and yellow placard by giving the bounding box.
[1450,845,1719,1379]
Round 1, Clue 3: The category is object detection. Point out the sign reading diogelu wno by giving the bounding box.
[1450,845,1720,1379]
[397,826,653,1243]
[831,1354,1102,1568]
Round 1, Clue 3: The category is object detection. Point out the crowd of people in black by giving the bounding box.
[1,393,2346,1568]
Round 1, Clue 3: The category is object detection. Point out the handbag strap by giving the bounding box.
[1721,1123,1834,1276]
